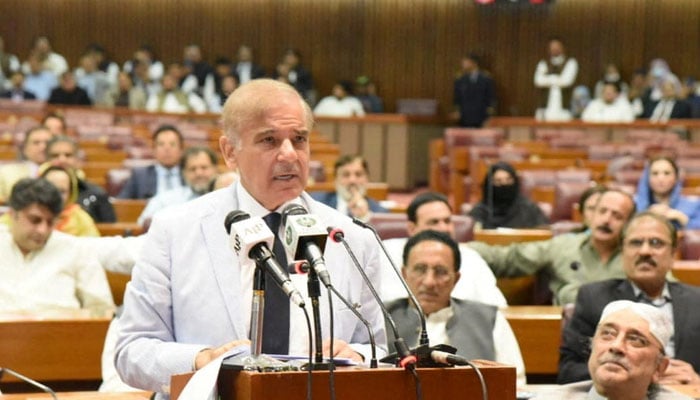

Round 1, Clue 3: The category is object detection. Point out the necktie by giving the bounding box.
[261,212,290,354]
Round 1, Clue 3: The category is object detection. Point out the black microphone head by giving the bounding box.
[327,226,345,243]
[224,210,250,234]
[281,203,307,226]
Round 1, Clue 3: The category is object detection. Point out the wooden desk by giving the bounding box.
[474,229,553,246]
[0,317,110,383]
[0,392,150,399]
[95,222,144,237]
[673,260,700,286]
[503,306,563,376]
[172,363,516,400]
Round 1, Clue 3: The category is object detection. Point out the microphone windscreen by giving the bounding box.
[224,210,250,234]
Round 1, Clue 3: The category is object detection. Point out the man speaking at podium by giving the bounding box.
[115,79,387,397]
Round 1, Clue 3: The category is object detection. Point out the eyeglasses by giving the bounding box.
[624,238,669,250]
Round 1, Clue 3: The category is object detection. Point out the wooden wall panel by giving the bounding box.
[0,0,698,117]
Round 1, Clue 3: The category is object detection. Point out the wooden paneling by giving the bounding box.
[0,0,698,117]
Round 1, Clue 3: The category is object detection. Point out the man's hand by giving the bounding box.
[322,339,364,363]
[659,359,700,385]
[347,187,370,220]
[194,339,250,370]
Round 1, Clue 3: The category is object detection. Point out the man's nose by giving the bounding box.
[278,139,298,161]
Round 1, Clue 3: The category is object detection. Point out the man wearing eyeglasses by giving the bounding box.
[386,230,526,386]
[540,300,692,399]
[559,212,700,386]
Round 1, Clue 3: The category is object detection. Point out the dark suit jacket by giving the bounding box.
[117,165,159,199]
[641,99,692,119]
[309,191,387,215]
[0,89,37,100]
[453,71,495,128]
[234,62,266,81]
[558,279,700,383]
[48,87,92,106]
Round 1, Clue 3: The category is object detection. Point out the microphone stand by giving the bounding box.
[305,268,332,370]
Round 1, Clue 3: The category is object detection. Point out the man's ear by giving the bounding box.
[407,221,417,236]
[219,135,238,171]
[651,356,670,384]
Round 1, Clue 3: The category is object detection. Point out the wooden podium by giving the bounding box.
[171,361,516,400]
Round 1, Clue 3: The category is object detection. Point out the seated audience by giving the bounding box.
[468,189,635,305]
[23,36,68,78]
[310,154,386,222]
[0,178,114,315]
[137,146,219,226]
[206,74,238,113]
[386,230,525,385]
[577,185,607,230]
[628,68,650,117]
[233,45,266,85]
[34,164,100,237]
[646,59,680,104]
[48,71,92,106]
[42,112,67,136]
[122,44,164,85]
[313,80,365,117]
[203,57,235,110]
[118,125,185,199]
[23,52,58,101]
[468,161,549,229]
[635,157,700,229]
[355,75,384,113]
[0,71,36,101]
[103,71,147,110]
[593,63,629,99]
[542,300,691,400]
[0,35,21,91]
[0,126,52,202]
[45,135,116,223]
[80,43,120,88]
[182,44,212,94]
[559,212,700,385]
[75,51,111,105]
[278,48,314,103]
[581,81,635,123]
[644,79,692,122]
[381,192,507,307]
[145,73,206,114]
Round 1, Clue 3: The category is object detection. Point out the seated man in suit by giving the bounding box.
[0,178,114,316]
[386,230,525,385]
[115,79,386,397]
[644,79,692,122]
[381,192,507,307]
[559,212,700,385]
[540,300,691,400]
[137,146,219,226]
[468,189,636,305]
[0,125,52,203]
[117,124,185,199]
[0,70,36,101]
[310,154,386,222]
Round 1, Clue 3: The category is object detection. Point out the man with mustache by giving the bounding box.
[387,230,526,386]
[539,300,691,399]
[468,189,635,305]
[559,212,700,386]
[311,154,386,222]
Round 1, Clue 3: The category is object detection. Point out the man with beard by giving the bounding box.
[559,212,700,385]
[539,300,692,399]
[468,189,635,305]
[137,146,219,226]
[534,37,578,121]
[311,154,386,222]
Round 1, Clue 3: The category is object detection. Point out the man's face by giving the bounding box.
[409,201,454,238]
[10,72,24,88]
[332,84,347,99]
[23,128,52,164]
[590,191,634,245]
[582,192,602,227]
[47,141,78,169]
[402,240,460,315]
[153,130,183,168]
[43,117,65,136]
[622,216,674,292]
[183,152,217,194]
[461,57,476,73]
[335,159,368,201]
[648,159,677,197]
[588,310,667,396]
[220,95,310,210]
[549,40,564,57]
[238,46,252,62]
[9,204,56,255]
[61,74,77,91]
[602,84,619,104]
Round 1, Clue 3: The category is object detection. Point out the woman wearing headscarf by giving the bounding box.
[635,156,700,229]
[468,161,549,229]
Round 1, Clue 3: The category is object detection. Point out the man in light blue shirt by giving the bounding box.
[23,54,57,101]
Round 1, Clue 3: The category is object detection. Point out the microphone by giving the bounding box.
[281,204,331,287]
[350,218,429,347]
[326,225,417,370]
[224,210,305,308]
[430,350,471,366]
[0,367,58,400]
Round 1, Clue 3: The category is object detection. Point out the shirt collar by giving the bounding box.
[630,281,672,305]
[425,303,455,324]
[234,182,307,218]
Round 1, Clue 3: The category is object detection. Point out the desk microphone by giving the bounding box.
[326,226,416,370]
[281,204,332,287]
[224,210,305,308]
[0,367,58,400]
[350,217,429,347]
